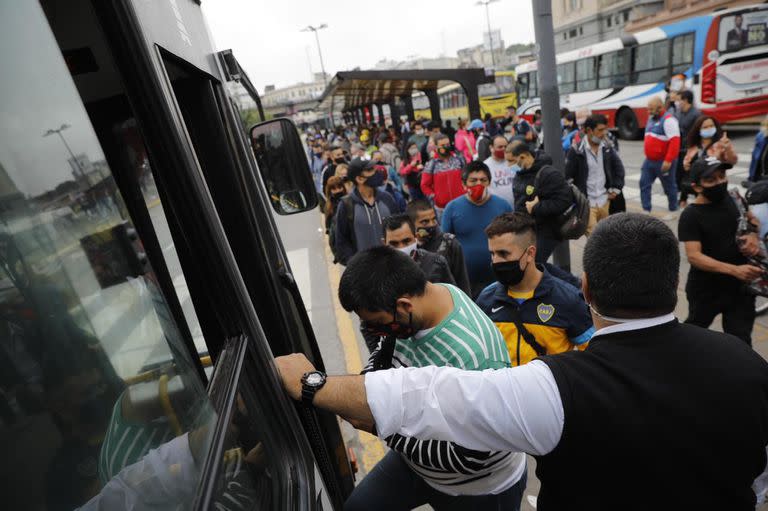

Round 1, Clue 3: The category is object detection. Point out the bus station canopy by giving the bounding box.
[316,68,495,122]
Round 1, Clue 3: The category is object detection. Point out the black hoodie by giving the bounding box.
[513,154,572,239]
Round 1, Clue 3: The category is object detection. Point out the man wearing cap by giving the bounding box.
[334,158,399,265]
[678,157,764,344]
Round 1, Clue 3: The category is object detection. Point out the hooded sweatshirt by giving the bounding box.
[334,187,398,264]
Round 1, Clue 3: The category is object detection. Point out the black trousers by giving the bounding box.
[536,235,560,264]
[685,288,756,345]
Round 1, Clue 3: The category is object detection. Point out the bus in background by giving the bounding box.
[515,4,768,139]
[412,70,517,123]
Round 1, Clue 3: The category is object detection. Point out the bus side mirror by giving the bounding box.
[250,118,318,215]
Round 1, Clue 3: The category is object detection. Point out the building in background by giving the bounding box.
[260,72,329,125]
[553,0,664,52]
[372,56,461,70]
[627,0,756,32]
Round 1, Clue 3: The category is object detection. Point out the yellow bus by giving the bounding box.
[413,71,517,122]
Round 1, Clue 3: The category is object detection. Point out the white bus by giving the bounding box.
[515,4,768,139]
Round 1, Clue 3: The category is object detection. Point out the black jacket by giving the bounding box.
[412,249,456,287]
[513,155,572,239]
[420,230,471,296]
[564,140,625,197]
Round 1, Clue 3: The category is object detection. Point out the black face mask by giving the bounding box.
[416,224,439,242]
[701,181,728,203]
[364,171,386,188]
[492,255,531,288]
[334,157,346,164]
[331,191,345,202]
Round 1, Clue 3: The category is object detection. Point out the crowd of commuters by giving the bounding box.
[296,91,768,508]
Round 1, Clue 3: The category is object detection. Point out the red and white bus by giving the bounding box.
[515,4,768,139]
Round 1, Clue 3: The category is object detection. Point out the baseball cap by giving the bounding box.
[469,119,484,130]
[690,156,732,184]
[347,157,375,181]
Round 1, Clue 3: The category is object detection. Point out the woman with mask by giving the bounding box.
[454,119,477,163]
[399,142,425,201]
[682,116,738,205]
[323,176,347,234]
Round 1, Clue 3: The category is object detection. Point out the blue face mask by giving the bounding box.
[700,127,717,139]
[510,164,521,173]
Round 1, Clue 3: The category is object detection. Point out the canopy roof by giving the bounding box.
[317,68,495,114]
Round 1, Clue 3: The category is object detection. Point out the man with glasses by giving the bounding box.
[442,160,512,297]
[338,246,526,511]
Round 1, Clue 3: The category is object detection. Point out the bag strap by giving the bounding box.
[507,306,547,357]
[370,335,397,371]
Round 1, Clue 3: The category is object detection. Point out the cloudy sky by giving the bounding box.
[202,0,535,93]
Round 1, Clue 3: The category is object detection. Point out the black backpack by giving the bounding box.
[533,167,590,240]
[329,195,356,263]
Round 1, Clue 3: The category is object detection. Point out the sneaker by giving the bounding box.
[662,211,679,221]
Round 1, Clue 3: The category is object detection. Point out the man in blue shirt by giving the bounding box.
[442,160,512,298]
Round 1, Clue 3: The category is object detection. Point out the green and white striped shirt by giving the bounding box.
[393,283,510,371]
[363,284,523,495]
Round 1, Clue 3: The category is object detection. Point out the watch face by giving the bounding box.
[306,372,324,386]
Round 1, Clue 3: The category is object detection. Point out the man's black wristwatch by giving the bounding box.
[300,370,327,406]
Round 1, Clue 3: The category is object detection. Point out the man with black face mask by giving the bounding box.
[679,157,764,344]
[476,212,594,366]
[406,199,471,295]
[339,246,526,511]
[321,146,348,190]
[334,158,399,265]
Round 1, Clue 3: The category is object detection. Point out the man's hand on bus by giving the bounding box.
[274,354,375,426]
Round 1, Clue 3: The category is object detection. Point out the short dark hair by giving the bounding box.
[463,160,491,182]
[412,120,423,128]
[406,199,435,220]
[339,246,427,312]
[680,90,694,104]
[583,213,679,318]
[383,213,416,237]
[583,114,608,132]
[485,212,537,244]
[428,120,442,131]
[492,134,508,146]
[511,143,535,158]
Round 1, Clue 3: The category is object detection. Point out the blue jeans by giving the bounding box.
[639,158,678,212]
[344,450,526,511]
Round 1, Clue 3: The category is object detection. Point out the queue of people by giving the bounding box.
[295,96,768,509]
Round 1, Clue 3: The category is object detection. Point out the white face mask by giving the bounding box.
[396,241,418,257]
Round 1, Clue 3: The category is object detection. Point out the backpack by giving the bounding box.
[533,167,590,240]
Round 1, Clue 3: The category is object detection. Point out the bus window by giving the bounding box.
[672,33,695,74]
[719,10,768,53]
[558,62,576,94]
[0,3,216,508]
[631,40,670,85]
[598,51,621,88]
[576,57,597,91]
[517,73,529,101]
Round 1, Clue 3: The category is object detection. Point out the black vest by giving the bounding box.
[537,320,768,510]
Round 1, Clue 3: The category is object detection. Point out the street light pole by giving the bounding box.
[532,0,571,270]
[43,123,85,179]
[475,0,499,69]
[302,24,328,87]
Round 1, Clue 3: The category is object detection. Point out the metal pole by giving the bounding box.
[485,2,496,68]
[532,0,571,270]
[314,29,327,87]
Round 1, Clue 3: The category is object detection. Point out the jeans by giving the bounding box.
[344,451,526,511]
[639,158,678,212]
[685,288,756,345]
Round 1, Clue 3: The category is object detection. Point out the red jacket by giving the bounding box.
[644,112,681,163]
[421,153,466,208]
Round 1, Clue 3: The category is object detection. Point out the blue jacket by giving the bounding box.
[750,131,768,181]
[475,266,594,366]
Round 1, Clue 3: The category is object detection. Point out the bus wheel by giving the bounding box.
[616,108,642,140]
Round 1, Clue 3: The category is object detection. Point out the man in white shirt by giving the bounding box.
[276,213,768,511]
[484,135,516,206]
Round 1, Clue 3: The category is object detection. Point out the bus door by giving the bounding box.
[0,1,344,509]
